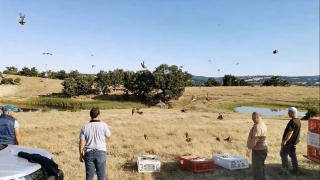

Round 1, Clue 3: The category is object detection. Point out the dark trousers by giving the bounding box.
[252,148,268,180]
[280,145,298,171]
[84,150,107,180]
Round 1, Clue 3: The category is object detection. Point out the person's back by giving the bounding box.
[0,105,21,145]
[79,108,111,180]
[81,121,110,152]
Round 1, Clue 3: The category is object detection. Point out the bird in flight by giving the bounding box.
[180,65,185,68]
[92,65,95,68]
[141,61,147,69]
[208,60,211,63]
[19,13,25,25]
[91,54,94,56]
[273,50,278,54]
[236,63,239,65]
[43,53,52,55]
[218,69,220,72]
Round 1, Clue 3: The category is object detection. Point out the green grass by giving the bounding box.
[1,97,147,109]
[217,101,305,111]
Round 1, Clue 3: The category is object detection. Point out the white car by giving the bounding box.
[0,144,64,180]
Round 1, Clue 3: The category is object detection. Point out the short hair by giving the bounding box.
[90,108,100,119]
[252,112,261,117]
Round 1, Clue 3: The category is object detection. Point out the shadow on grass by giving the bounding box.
[148,161,320,180]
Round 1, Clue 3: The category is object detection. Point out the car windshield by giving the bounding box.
[0,144,8,151]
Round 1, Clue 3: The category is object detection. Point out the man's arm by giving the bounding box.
[79,128,86,158]
[282,121,295,145]
[14,121,21,145]
[104,124,111,138]
[246,126,261,150]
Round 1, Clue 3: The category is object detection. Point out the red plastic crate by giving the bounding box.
[308,117,320,134]
[179,155,215,173]
[307,145,320,164]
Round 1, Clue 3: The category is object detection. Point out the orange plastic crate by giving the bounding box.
[308,117,320,134]
[179,155,215,173]
[307,145,320,164]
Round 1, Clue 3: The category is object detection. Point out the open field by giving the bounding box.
[0,75,319,112]
[15,109,320,180]
[1,75,320,179]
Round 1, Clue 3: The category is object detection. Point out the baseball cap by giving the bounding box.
[287,107,298,114]
[2,105,19,112]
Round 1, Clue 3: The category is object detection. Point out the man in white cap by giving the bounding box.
[279,107,301,176]
[0,105,22,145]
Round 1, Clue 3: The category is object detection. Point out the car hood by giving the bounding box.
[0,145,53,179]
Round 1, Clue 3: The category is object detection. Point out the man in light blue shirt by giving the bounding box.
[0,105,22,145]
[79,108,111,180]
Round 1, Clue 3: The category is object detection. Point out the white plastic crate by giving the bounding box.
[308,131,320,148]
[212,154,249,170]
[137,155,161,173]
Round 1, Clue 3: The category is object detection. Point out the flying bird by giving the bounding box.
[236,63,239,65]
[224,136,231,142]
[218,69,220,72]
[180,65,185,68]
[141,61,147,69]
[208,60,211,63]
[19,13,25,25]
[186,137,192,143]
[91,54,94,56]
[144,133,148,140]
[131,108,136,115]
[43,53,52,55]
[191,96,196,102]
[92,65,95,68]
[217,113,224,120]
[273,50,278,54]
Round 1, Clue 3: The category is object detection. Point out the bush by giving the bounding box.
[1,78,14,85]
[14,78,21,84]
[302,97,320,117]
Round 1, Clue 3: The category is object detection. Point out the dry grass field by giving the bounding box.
[14,110,320,180]
[0,75,320,180]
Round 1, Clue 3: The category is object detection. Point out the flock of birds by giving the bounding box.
[18,13,279,73]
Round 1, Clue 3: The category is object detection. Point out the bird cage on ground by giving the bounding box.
[137,155,161,173]
[179,155,215,173]
[212,154,249,170]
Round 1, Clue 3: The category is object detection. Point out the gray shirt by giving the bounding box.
[79,121,111,152]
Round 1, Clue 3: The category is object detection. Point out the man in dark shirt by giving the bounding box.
[279,107,301,176]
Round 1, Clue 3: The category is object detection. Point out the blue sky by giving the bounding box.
[0,0,319,77]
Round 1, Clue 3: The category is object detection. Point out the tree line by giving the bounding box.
[0,66,291,102]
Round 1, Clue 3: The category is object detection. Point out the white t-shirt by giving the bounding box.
[14,121,20,129]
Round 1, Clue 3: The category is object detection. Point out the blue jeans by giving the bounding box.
[84,150,107,180]
[280,145,298,171]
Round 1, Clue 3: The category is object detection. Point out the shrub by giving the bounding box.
[14,77,21,84]
[1,78,14,85]
[302,97,320,117]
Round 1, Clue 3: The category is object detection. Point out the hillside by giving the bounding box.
[192,75,320,86]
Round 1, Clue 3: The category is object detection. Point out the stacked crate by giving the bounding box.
[306,117,320,164]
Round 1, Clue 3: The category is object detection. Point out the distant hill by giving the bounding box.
[192,75,320,86]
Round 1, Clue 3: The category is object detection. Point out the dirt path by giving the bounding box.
[0,85,21,97]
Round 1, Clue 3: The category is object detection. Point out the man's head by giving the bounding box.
[287,107,298,118]
[252,112,261,123]
[90,108,100,119]
[2,105,19,116]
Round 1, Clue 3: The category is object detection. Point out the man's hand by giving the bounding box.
[246,152,250,158]
[79,154,84,163]
[281,141,286,148]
